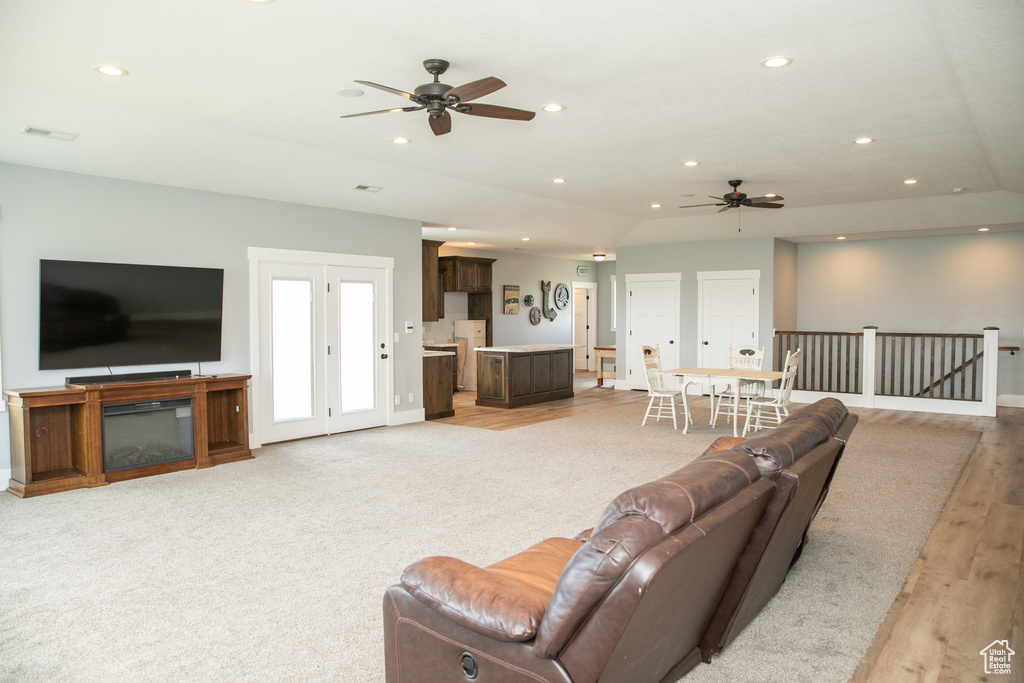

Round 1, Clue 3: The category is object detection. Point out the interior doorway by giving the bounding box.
[697,270,760,368]
[572,281,597,371]
[624,273,681,390]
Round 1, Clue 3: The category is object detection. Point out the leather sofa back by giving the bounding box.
[535,449,773,682]
[699,397,857,659]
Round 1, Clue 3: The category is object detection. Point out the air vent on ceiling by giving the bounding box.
[353,184,382,193]
[23,126,79,142]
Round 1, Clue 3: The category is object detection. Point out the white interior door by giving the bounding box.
[698,271,759,368]
[572,285,597,371]
[326,266,388,433]
[626,275,680,390]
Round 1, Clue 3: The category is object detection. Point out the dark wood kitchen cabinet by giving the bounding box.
[439,256,495,293]
[422,240,445,322]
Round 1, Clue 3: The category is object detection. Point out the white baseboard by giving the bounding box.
[1,468,10,485]
[391,409,425,425]
[998,394,1024,408]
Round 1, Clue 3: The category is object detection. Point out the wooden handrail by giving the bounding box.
[915,349,983,397]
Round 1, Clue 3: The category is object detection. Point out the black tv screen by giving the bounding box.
[39,259,224,371]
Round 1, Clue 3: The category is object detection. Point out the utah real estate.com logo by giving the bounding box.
[980,640,1014,676]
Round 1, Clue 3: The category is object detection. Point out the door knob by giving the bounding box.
[702,341,709,345]
[380,353,388,359]
[669,340,674,344]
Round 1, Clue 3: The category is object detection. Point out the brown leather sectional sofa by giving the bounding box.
[383,398,857,682]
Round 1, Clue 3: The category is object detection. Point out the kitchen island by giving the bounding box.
[474,344,575,409]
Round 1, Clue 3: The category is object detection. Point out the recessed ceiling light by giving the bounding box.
[978,227,990,232]
[903,178,918,184]
[522,237,530,241]
[244,0,276,3]
[447,227,457,231]
[392,137,410,144]
[761,56,792,68]
[651,203,662,208]
[683,161,699,167]
[467,242,476,245]
[854,137,874,144]
[593,254,606,261]
[94,65,127,77]
[542,104,564,112]
[552,178,566,183]
[836,236,847,240]
[337,88,364,97]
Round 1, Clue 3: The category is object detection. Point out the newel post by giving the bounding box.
[862,326,877,409]
[982,327,999,417]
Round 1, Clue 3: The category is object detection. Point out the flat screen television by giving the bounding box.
[39,259,224,371]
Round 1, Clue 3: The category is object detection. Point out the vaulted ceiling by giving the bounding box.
[2,0,1022,259]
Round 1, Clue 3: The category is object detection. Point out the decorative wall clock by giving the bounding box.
[529,307,542,325]
[554,283,570,309]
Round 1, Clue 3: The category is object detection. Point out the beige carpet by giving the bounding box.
[0,402,979,682]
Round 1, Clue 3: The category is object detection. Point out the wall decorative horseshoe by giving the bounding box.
[529,307,542,325]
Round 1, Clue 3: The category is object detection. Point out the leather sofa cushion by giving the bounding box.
[400,538,580,642]
[737,398,849,479]
[594,449,761,535]
[535,452,762,657]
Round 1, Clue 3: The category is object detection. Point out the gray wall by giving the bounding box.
[796,231,1024,399]
[0,163,423,476]
[435,246,598,346]
[614,238,778,371]
[773,239,798,331]
[596,260,617,347]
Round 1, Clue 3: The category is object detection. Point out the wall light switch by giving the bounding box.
[405,321,415,333]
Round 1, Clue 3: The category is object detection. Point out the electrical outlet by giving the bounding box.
[394,395,401,406]
[408,393,415,404]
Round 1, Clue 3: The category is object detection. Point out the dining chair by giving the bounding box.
[641,344,679,429]
[712,345,766,428]
[742,348,802,437]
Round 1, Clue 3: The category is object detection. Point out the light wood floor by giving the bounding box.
[439,371,1024,683]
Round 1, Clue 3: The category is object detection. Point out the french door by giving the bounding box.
[257,260,389,443]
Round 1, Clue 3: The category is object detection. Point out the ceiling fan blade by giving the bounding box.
[459,103,536,121]
[339,106,424,119]
[429,110,452,136]
[679,202,723,209]
[717,205,734,213]
[443,77,506,103]
[748,195,785,203]
[751,202,784,208]
[354,80,419,100]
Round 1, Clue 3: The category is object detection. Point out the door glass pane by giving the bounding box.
[339,281,375,412]
[272,278,314,421]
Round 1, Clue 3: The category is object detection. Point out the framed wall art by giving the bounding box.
[503,285,520,314]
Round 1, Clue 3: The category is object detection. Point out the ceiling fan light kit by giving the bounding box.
[340,59,536,136]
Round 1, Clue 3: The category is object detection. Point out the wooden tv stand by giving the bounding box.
[5,374,252,498]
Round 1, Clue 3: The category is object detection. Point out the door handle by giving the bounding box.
[380,353,388,359]
[669,340,674,344]
[702,341,709,345]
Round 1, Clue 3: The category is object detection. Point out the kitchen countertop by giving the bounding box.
[423,342,458,347]
[473,344,576,353]
[423,349,456,357]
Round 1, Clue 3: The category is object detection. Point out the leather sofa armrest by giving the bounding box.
[574,528,593,542]
[401,556,550,642]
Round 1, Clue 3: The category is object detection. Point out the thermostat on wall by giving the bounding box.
[405,321,415,333]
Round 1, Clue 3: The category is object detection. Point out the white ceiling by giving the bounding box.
[2,0,1022,259]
